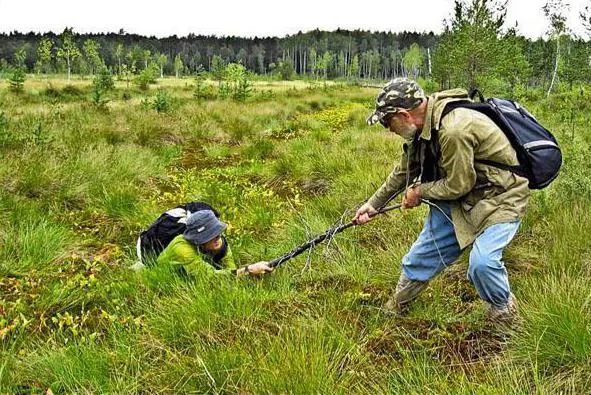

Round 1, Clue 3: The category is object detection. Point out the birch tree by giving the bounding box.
[83,39,103,75]
[211,55,225,84]
[173,54,183,78]
[14,44,28,68]
[403,43,424,79]
[308,48,317,77]
[349,54,360,80]
[544,0,569,97]
[156,54,167,78]
[141,49,151,69]
[57,28,80,80]
[114,43,124,75]
[35,38,53,74]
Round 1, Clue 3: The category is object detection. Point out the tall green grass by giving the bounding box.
[0,78,589,392]
[0,195,72,275]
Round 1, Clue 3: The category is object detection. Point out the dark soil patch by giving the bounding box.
[439,267,480,304]
[364,317,506,367]
[433,325,507,366]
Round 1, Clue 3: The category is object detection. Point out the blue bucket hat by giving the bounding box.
[183,210,227,245]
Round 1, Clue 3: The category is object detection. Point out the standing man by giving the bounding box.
[353,78,529,323]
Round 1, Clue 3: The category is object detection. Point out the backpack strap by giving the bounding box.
[469,88,485,102]
[440,101,526,178]
[475,159,525,177]
[440,99,472,120]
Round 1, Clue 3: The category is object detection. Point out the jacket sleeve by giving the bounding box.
[159,242,235,278]
[218,245,237,271]
[368,145,420,209]
[419,119,477,200]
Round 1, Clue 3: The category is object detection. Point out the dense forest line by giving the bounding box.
[1,0,590,93]
[0,29,438,78]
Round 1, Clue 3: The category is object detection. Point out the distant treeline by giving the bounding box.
[0,29,439,80]
[1,0,590,94]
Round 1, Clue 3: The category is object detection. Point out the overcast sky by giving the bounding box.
[0,0,588,39]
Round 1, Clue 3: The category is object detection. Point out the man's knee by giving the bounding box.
[402,247,446,282]
[402,253,430,282]
[467,247,500,279]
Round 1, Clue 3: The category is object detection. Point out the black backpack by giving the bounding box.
[441,90,562,190]
[137,201,219,264]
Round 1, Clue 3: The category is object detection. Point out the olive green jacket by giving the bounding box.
[368,89,530,249]
[156,235,237,277]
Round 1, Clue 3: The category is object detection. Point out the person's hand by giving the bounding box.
[246,261,273,275]
[352,202,378,224]
[402,186,421,209]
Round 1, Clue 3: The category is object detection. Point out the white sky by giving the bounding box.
[0,0,588,39]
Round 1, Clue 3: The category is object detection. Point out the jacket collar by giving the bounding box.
[418,89,470,141]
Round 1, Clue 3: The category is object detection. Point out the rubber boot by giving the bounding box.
[486,292,518,326]
[383,272,428,314]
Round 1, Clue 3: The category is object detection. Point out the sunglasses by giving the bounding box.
[379,113,396,129]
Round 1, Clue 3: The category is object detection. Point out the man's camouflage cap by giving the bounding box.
[366,78,425,126]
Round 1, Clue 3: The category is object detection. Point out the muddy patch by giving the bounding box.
[364,318,506,366]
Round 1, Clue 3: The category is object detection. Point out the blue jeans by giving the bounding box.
[401,202,520,307]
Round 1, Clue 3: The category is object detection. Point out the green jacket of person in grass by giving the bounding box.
[157,233,238,277]
[156,210,272,278]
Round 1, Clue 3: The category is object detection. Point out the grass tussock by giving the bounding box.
[0,76,589,392]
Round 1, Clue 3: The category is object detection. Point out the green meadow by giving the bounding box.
[0,76,590,393]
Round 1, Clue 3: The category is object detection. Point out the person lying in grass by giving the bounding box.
[156,209,273,277]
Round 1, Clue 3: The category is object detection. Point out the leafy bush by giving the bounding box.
[217,82,231,99]
[27,121,53,146]
[194,79,211,101]
[152,90,172,113]
[90,68,114,109]
[233,76,252,102]
[143,90,173,113]
[417,77,439,94]
[224,63,253,102]
[253,89,276,102]
[135,64,159,90]
[92,67,115,92]
[271,60,295,80]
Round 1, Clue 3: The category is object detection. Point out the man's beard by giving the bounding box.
[397,122,419,142]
